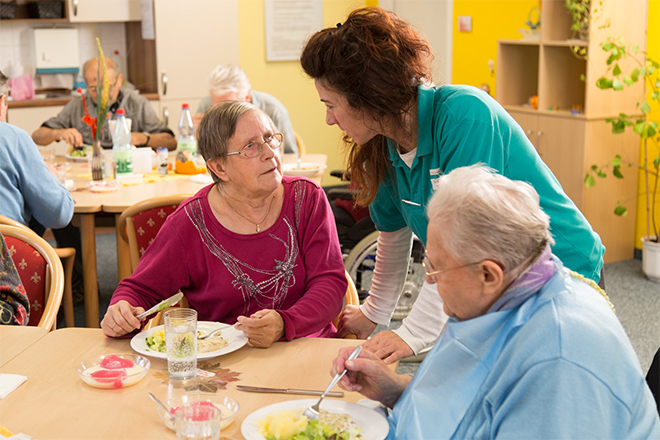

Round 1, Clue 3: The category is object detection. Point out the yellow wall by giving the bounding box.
[635,0,660,247]
[452,0,538,91]
[238,0,366,186]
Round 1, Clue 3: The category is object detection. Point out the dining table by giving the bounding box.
[0,327,387,439]
[65,152,327,328]
[0,326,48,367]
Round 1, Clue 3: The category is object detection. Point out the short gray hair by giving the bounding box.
[197,100,263,183]
[0,70,9,97]
[208,65,251,98]
[427,164,554,273]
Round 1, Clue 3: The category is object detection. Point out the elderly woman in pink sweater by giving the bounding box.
[101,101,347,348]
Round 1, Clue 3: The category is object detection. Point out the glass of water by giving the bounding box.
[164,308,197,380]
[175,404,221,440]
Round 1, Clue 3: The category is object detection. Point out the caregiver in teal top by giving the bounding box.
[300,7,605,363]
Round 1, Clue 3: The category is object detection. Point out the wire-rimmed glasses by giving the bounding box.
[422,252,480,282]
[226,133,283,158]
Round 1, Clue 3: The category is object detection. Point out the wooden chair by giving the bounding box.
[116,195,192,274]
[0,215,75,327]
[294,131,307,155]
[0,225,65,330]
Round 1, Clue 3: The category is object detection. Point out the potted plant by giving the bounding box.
[585,37,660,282]
[565,0,592,40]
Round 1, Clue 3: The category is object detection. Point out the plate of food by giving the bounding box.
[281,162,327,178]
[241,399,389,440]
[130,321,248,360]
[65,146,92,161]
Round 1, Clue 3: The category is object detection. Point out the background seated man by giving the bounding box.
[332,165,660,439]
[32,57,176,151]
[193,65,298,154]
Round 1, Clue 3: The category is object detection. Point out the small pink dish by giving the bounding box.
[76,354,150,389]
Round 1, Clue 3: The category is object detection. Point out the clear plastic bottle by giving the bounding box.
[177,103,197,156]
[112,108,133,176]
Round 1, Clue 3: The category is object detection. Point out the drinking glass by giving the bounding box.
[164,308,197,380]
[175,404,221,440]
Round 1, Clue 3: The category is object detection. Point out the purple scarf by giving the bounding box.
[487,245,555,314]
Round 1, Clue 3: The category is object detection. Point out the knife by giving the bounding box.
[136,292,184,320]
[236,385,344,398]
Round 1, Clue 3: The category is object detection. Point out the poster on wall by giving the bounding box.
[265,0,323,61]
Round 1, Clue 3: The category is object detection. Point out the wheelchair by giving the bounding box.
[325,171,425,320]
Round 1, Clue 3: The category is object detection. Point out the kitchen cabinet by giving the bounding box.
[496,0,646,263]
[67,0,141,23]
[126,0,238,131]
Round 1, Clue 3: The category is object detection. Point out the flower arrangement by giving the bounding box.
[79,38,111,140]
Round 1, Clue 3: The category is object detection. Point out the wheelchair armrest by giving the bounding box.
[330,169,351,180]
[327,187,355,201]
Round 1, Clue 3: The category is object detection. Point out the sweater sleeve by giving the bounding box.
[11,128,74,229]
[277,181,347,339]
[110,216,190,314]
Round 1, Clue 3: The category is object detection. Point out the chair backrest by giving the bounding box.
[333,270,360,332]
[294,131,307,155]
[0,215,25,229]
[117,195,191,274]
[0,225,64,330]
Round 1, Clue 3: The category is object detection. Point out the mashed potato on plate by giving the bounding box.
[258,409,363,440]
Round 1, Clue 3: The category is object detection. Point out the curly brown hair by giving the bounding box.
[300,7,433,205]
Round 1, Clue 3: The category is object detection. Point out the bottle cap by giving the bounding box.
[182,103,189,109]
[117,108,126,115]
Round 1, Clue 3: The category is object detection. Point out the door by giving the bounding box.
[153,0,239,101]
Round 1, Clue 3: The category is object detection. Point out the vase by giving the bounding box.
[642,236,660,283]
[91,139,103,181]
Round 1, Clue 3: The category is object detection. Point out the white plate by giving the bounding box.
[130,322,248,360]
[282,162,327,177]
[65,152,91,162]
[241,399,389,440]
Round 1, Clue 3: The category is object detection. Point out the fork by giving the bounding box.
[303,345,362,420]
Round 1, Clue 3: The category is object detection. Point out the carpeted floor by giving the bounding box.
[59,233,660,375]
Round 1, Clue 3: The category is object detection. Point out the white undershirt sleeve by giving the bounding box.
[359,227,414,325]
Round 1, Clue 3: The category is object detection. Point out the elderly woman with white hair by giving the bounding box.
[332,165,660,439]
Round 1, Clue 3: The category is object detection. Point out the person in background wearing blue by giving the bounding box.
[300,7,605,363]
[193,65,299,155]
[0,69,73,239]
[332,165,659,439]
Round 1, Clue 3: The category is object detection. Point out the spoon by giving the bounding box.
[303,345,362,420]
[148,392,174,422]
[197,324,229,340]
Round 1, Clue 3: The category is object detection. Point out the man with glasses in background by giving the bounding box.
[32,57,175,150]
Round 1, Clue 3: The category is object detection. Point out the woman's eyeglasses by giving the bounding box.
[422,252,480,282]
[226,133,283,158]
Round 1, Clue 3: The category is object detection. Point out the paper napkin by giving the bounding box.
[0,374,27,399]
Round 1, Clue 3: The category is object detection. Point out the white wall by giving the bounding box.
[0,22,127,80]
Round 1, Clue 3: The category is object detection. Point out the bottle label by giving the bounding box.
[114,150,133,175]
[177,140,197,153]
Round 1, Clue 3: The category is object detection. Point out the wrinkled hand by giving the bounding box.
[236,309,284,348]
[331,346,410,408]
[336,305,377,339]
[57,128,84,148]
[363,330,414,364]
[101,300,145,337]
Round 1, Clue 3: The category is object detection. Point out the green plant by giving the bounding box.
[585,37,660,243]
[565,0,592,38]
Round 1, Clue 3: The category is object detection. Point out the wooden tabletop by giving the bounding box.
[0,326,49,367]
[0,328,377,439]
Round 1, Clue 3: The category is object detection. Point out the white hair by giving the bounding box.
[0,70,8,97]
[208,65,251,98]
[427,164,554,272]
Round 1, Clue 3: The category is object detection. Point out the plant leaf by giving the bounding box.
[631,68,640,82]
[653,91,659,100]
[612,166,623,178]
[612,79,624,90]
[614,204,628,216]
[623,76,633,87]
[597,169,607,178]
[596,77,612,89]
[653,156,660,170]
[585,174,597,188]
[611,155,622,167]
[613,64,621,76]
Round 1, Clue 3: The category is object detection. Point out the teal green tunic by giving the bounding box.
[370,85,604,281]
